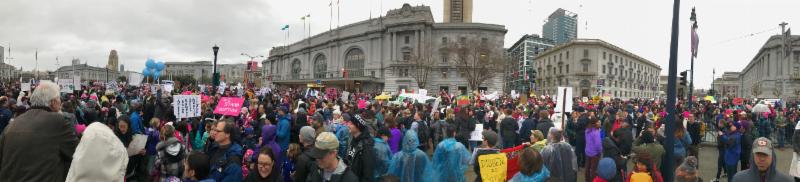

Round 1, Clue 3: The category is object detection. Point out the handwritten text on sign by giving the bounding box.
[478,153,507,182]
[173,95,201,119]
[214,97,244,116]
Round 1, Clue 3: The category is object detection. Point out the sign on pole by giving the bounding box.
[128,73,143,86]
[214,97,244,116]
[173,95,201,118]
[73,76,82,91]
[21,83,31,92]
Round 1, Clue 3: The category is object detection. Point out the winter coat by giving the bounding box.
[672,130,692,158]
[292,146,314,182]
[208,143,244,182]
[721,131,742,166]
[536,118,555,138]
[632,143,665,169]
[585,128,602,157]
[306,159,358,182]
[154,137,186,179]
[0,107,79,181]
[276,115,291,151]
[344,132,375,182]
[66,123,128,182]
[389,128,403,154]
[519,117,537,142]
[500,117,519,146]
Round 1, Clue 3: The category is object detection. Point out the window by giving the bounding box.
[459,37,467,43]
[442,37,448,44]
[442,68,448,78]
[566,65,569,73]
[405,36,410,44]
[566,51,570,59]
[314,55,327,78]
[583,63,589,72]
[481,38,488,44]
[603,65,606,74]
[403,51,411,61]
[603,52,606,59]
[345,48,365,77]
[584,49,589,58]
[441,53,448,63]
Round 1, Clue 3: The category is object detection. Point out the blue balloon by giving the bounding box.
[155,61,165,72]
[142,68,151,77]
[153,71,160,79]
[146,58,156,69]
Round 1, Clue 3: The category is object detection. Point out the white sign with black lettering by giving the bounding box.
[172,95,201,119]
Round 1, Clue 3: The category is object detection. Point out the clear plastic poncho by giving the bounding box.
[428,137,471,182]
[388,130,431,182]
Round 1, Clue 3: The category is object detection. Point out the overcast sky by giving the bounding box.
[1,0,798,89]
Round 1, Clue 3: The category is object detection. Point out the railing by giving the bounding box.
[270,68,384,81]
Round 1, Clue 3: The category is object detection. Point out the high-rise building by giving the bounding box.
[543,8,578,45]
[107,50,119,72]
[443,0,472,23]
[507,34,554,92]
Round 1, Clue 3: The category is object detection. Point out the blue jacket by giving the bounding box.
[0,108,12,135]
[130,111,144,134]
[721,131,742,166]
[672,129,692,158]
[276,115,291,150]
[208,143,244,182]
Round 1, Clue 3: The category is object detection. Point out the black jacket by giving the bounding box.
[499,117,518,142]
[519,118,537,142]
[306,163,358,182]
[293,147,315,182]
[687,122,702,145]
[344,132,375,182]
[535,119,555,139]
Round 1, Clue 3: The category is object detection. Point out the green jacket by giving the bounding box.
[632,142,665,169]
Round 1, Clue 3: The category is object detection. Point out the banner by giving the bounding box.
[457,95,471,107]
[173,95,201,118]
[214,97,244,116]
[58,79,76,93]
[478,153,508,182]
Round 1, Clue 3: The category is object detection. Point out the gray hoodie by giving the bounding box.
[731,150,793,182]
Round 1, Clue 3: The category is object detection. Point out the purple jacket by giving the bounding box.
[258,125,284,175]
[389,128,403,154]
[585,128,602,157]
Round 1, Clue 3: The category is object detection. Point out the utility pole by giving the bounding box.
[662,0,681,181]
[688,8,698,111]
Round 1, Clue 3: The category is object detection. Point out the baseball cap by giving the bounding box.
[752,137,773,157]
[309,132,339,159]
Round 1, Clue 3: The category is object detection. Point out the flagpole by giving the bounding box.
[337,0,340,29]
[329,1,333,31]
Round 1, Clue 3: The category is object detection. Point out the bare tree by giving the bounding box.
[445,37,509,91]
[411,43,435,90]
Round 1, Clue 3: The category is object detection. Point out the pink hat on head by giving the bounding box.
[75,124,87,135]
[683,111,691,118]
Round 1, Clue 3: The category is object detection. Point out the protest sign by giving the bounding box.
[58,79,75,93]
[733,97,744,105]
[127,134,148,157]
[106,81,118,92]
[214,97,244,116]
[469,124,484,141]
[173,95,201,118]
[21,83,30,92]
[73,77,81,90]
[128,73,143,86]
[478,153,507,182]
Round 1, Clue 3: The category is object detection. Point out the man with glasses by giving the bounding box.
[207,120,243,182]
[307,132,357,182]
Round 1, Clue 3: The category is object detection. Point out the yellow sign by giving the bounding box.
[478,153,507,182]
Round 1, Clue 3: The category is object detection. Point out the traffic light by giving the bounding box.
[679,71,687,86]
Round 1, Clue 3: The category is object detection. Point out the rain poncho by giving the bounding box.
[540,141,577,182]
[373,137,392,181]
[388,130,431,182]
[428,137,470,182]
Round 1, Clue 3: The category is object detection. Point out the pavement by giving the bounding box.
[462,143,796,182]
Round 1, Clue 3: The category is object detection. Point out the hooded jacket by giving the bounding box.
[66,123,128,182]
[731,150,793,182]
[208,142,244,182]
[276,114,291,151]
[155,137,186,179]
[372,137,392,181]
[258,125,283,175]
[388,130,431,182]
[429,137,471,182]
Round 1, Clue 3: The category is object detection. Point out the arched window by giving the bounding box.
[314,55,327,79]
[345,48,365,77]
[291,59,302,79]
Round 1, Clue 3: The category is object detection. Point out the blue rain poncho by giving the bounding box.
[428,137,471,182]
[509,166,550,182]
[388,130,431,182]
[373,137,393,181]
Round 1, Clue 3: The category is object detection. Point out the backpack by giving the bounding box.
[416,120,431,146]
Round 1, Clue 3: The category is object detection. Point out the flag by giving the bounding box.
[690,8,699,58]
[281,25,289,30]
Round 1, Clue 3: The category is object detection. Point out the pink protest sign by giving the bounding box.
[214,97,244,116]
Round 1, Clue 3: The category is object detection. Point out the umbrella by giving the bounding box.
[751,103,770,113]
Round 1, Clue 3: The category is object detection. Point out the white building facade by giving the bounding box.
[739,34,800,99]
[534,39,661,99]
[263,4,507,94]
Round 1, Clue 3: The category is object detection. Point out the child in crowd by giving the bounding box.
[626,156,662,182]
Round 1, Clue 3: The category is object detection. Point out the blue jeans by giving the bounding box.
[725,164,737,182]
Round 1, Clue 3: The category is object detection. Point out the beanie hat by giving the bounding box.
[597,157,617,180]
[299,126,316,145]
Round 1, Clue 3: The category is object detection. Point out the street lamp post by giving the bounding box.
[212,45,220,93]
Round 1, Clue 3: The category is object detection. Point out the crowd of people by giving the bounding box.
[0,80,797,182]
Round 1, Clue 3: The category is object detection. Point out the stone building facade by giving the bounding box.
[739,34,800,99]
